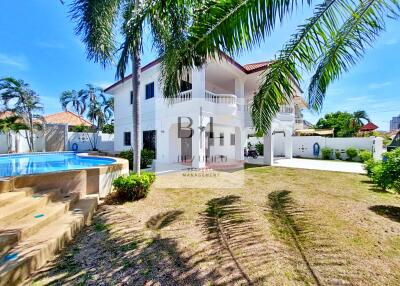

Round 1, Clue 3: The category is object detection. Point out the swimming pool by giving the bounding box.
[0,152,116,177]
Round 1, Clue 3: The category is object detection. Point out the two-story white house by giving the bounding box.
[105,53,306,169]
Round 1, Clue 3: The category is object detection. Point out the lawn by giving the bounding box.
[31,166,400,286]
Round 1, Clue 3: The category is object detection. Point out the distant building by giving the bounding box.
[390,115,400,131]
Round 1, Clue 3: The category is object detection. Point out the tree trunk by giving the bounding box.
[131,49,141,174]
[29,115,34,152]
[7,131,12,153]
[131,0,142,174]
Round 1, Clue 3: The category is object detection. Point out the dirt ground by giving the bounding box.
[30,166,400,286]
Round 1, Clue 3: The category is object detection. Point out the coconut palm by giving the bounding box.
[0,115,27,153]
[69,0,191,173]
[156,0,400,134]
[0,77,43,152]
[103,97,114,123]
[60,89,86,115]
[352,110,370,128]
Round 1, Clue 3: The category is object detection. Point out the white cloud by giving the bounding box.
[368,81,392,89]
[35,41,65,49]
[0,53,28,70]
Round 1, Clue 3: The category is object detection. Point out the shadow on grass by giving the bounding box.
[369,205,400,223]
[267,190,322,286]
[31,207,207,286]
[199,195,272,285]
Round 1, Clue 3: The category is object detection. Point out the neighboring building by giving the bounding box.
[359,122,379,133]
[44,111,93,130]
[105,54,307,167]
[390,114,400,131]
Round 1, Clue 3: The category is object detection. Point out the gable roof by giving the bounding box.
[104,52,272,93]
[360,122,379,131]
[43,111,92,127]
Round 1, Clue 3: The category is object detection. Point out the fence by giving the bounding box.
[292,136,384,160]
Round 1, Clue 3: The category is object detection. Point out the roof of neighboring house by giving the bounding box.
[360,122,378,131]
[104,52,275,93]
[294,128,334,136]
[0,111,15,120]
[43,111,92,127]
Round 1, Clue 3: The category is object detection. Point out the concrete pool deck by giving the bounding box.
[246,157,366,174]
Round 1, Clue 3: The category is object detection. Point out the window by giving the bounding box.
[219,132,224,146]
[230,134,235,146]
[124,132,131,146]
[143,130,156,152]
[130,91,133,104]
[145,82,155,99]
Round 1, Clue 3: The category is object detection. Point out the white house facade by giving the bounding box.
[105,54,306,169]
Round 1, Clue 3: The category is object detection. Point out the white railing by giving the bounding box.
[279,105,294,114]
[205,91,237,104]
[171,90,192,104]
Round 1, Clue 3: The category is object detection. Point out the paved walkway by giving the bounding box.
[246,157,366,174]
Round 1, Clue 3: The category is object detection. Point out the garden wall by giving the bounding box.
[66,132,114,152]
[292,136,384,160]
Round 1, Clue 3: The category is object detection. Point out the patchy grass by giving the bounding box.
[30,166,400,285]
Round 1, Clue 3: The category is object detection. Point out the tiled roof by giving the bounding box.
[360,122,379,131]
[0,111,15,120]
[243,61,273,73]
[44,111,92,126]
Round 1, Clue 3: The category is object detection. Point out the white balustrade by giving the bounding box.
[171,90,192,104]
[205,91,237,104]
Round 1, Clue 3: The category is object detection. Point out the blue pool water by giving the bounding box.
[0,152,115,177]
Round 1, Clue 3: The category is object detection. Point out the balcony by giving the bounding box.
[170,89,238,115]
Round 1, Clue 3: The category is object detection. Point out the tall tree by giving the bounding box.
[0,77,43,152]
[69,0,191,173]
[0,115,27,153]
[60,89,86,115]
[156,0,400,134]
[352,110,370,128]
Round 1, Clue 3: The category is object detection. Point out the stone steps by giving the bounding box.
[0,188,98,286]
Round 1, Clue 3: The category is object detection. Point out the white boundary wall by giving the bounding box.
[293,136,384,160]
[66,132,114,152]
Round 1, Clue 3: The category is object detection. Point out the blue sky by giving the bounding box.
[0,1,399,130]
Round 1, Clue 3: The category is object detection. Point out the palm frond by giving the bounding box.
[70,0,122,66]
[308,0,400,111]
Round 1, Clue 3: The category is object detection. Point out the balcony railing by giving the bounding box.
[170,89,237,105]
[205,91,236,104]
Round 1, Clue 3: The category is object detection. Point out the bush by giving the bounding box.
[118,149,155,169]
[321,147,333,160]
[365,148,400,192]
[112,172,155,201]
[346,147,358,161]
[255,142,264,156]
[359,150,373,162]
[335,151,341,160]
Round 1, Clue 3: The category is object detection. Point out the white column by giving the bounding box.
[235,78,245,98]
[235,127,244,161]
[191,67,206,99]
[284,129,293,159]
[263,129,274,165]
[192,115,209,168]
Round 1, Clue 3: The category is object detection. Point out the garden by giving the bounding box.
[30,165,400,285]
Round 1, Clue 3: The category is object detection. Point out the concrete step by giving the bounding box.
[0,188,34,208]
[0,192,80,257]
[0,189,60,226]
[0,196,98,286]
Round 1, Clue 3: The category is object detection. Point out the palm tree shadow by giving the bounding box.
[267,190,322,286]
[198,195,271,285]
[369,205,400,223]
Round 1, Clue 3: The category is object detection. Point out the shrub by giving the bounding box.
[335,151,341,160]
[112,172,155,201]
[118,149,155,169]
[255,142,264,156]
[346,147,358,161]
[321,147,333,160]
[365,148,400,192]
[359,150,373,162]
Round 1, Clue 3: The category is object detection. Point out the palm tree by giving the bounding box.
[352,110,370,128]
[103,97,114,123]
[69,0,190,174]
[155,0,400,134]
[60,89,86,115]
[0,115,27,153]
[0,77,43,152]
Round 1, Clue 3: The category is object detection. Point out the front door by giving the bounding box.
[180,129,192,162]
